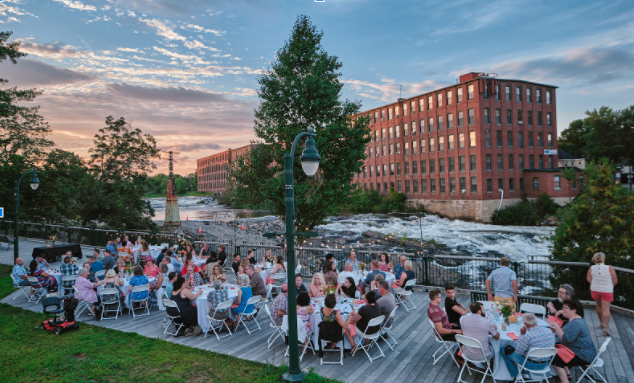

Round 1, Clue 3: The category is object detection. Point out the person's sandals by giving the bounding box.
[349,345,358,356]
[603,328,611,336]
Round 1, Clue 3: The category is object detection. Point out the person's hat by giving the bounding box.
[280,283,288,292]
[146,256,155,263]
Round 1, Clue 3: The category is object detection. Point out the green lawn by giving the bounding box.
[0,265,339,383]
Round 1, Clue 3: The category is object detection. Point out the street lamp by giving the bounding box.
[263,127,320,382]
[14,169,40,262]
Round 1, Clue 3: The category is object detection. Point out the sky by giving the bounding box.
[1,0,634,175]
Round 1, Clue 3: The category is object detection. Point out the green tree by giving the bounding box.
[230,15,371,229]
[583,107,627,164]
[558,119,588,157]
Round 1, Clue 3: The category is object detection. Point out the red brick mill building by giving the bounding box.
[352,72,581,222]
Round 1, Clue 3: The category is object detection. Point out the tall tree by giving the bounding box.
[230,15,371,229]
[558,119,588,157]
[583,107,627,164]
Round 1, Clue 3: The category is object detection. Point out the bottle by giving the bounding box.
[502,321,507,331]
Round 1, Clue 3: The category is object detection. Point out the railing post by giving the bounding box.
[43,221,48,241]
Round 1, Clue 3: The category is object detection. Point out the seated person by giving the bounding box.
[336,276,358,299]
[322,261,338,286]
[60,255,79,290]
[547,284,584,324]
[270,283,288,324]
[360,261,385,293]
[392,260,415,294]
[375,280,396,325]
[502,312,557,379]
[444,284,468,328]
[295,275,308,296]
[11,258,30,287]
[231,274,254,325]
[320,293,356,351]
[296,291,314,334]
[337,262,356,284]
[168,276,204,336]
[180,260,201,277]
[208,280,233,331]
[27,260,57,292]
[309,273,326,298]
[36,254,50,270]
[128,265,149,306]
[208,264,227,284]
[370,273,385,297]
[428,289,462,341]
[75,268,106,314]
[349,291,382,351]
[461,302,499,360]
[184,264,205,287]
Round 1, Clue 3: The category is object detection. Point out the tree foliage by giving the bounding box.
[229,15,371,229]
[345,188,407,213]
[143,173,197,196]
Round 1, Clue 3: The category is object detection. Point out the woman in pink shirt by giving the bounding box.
[75,268,106,314]
[143,257,160,278]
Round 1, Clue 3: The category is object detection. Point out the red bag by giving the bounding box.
[555,344,575,363]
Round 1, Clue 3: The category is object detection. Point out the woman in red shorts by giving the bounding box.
[587,252,618,336]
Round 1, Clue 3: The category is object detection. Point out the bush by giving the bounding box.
[345,187,407,213]
[535,193,560,218]
[491,201,540,225]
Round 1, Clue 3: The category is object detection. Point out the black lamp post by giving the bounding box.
[264,127,321,382]
[14,169,40,262]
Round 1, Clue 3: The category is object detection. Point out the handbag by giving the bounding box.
[555,344,576,363]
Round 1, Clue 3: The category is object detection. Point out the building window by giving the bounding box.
[397,180,402,192]
[388,127,393,139]
[369,147,373,157]
[509,178,515,192]
[508,154,514,170]
[381,128,386,140]
[485,130,491,147]
[539,155,544,169]
[437,93,443,108]
[470,154,476,171]
[471,177,477,193]
[497,154,503,170]
[516,86,522,102]
[520,178,525,191]
[495,108,501,125]
[413,179,418,193]
[457,88,463,103]
[505,85,511,101]
[527,110,533,126]
[412,140,417,155]
[447,113,454,129]
[450,177,456,192]
[533,177,539,190]
[498,178,504,191]
[547,133,553,148]
[517,109,523,124]
[411,121,416,135]
[412,160,418,174]
[438,115,444,131]
[377,165,381,176]
[404,123,408,137]
[459,156,465,172]
[538,111,543,126]
[421,139,426,154]
[430,179,436,193]
[381,145,386,156]
[549,156,554,169]
[496,130,502,147]
[370,183,374,190]
[487,179,492,192]
[526,88,531,103]
[439,158,445,173]
[538,132,543,148]
[507,109,512,125]
[447,90,453,105]
[547,112,552,127]
[449,156,455,172]
[383,164,387,175]
[458,111,464,127]
[469,131,476,147]
[396,125,400,138]
[369,167,373,177]
[420,119,425,133]
[430,159,436,174]
[395,105,399,118]
[411,100,415,114]
[529,154,534,169]
[484,107,490,124]
[486,154,492,170]
[459,133,465,149]
[396,143,401,154]
[459,177,466,193]
[390,163,395,175]
[468,84,474,100]
[388,108,393,120]
[404,142,409,155]
[445,134,453,150]
[528,131,534,148]
[429,137,435,153]
[440,178,446,192]
[421,160,426,174]
[439,136,444,152]
[484,81,489,99]
[468,109,475,125]
[419,98,424,112]
[428,96,433,110]
[536,89,542,103]
[374,111,378,123]
[429,117,434,132]
[404,161,409,175]
[546,90,551,104]
[421,179,427,193]
[389,144,394,155]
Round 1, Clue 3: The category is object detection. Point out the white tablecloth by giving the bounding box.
[46,270,62,288]
[358,271,395,284]
[308,297,365,348]
[194,284,239,331]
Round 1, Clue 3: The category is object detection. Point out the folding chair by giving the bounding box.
[234,296,262,334]
[284,316,315,361]
[351,315,385,362]
[394,280,416,312]
[520,303,547,320]
[10,274,30,301]
[100,288,122,320]
[265,283,274,303]
[73,286,91,317]
[318,320,344,365]
[94,270,106,280]
[428,318,460,367]
[264,305,285,348]
[27,276,47,304]
[129,284,150,318]
[514,347,557,383]
[455,334,497,383]
[295,264,302,275]
[205,300,233,340]
[60,275,77,297]
[162,298,184,336]
[270,273,286,296]
[575,337,611,383]
[380,307,398,350]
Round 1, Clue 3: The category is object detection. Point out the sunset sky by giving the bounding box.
[1,0,633,175]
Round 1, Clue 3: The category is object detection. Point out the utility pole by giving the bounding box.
[162,151,182,232]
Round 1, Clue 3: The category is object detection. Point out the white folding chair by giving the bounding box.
[380,307,398,350]
[355,290,361,299]
[520,303,547,320]
[264,304,285,348]
[205,300,233,340]
[394,280,416,312]
[575,337,611,383]
[162,298,184,336]
[73,286,91,317]
[318,321,344,365]
[94,270,106,280]
[99,288,122,320]
[265,284,274,303]
[60,275,78,297]
[295,264,302,275]
[283,316,315,361]
[455,334,496,383]
[351,315,385,362]
[10,274,30,301]
[27,276,47,304]
[172,245,178,251]
[515,347,557,383]
[160,243,169,249]
[428,318,460,367]
[129,284,150,318]
[234,296,262,334]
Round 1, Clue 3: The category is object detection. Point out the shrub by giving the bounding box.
[491,201,539,225]
[535,193,560,218]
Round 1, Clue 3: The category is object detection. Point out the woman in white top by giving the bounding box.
[587,252,618,336]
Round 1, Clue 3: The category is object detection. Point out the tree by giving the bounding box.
[558,119,588,157]
[230,15,371,229]
[583,107,627,164]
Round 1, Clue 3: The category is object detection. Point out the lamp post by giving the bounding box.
[264,127,321,382]
[14,169,40,262]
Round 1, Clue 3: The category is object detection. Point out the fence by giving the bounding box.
[4,220,633,309]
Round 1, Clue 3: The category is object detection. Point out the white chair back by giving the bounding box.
[598,337,612,353]
[519,347,558,375]
[62,275,77,283]
[214,299,233,312]
[520,303,546,319]
[526,347,557,360]
[244,296,261,313]
[27,276,41,287]
[163,298,179,311]
[130,284,149,297]
[455,334,488,361]
[355,290,361,299]
[360,315,385,339]
[100,288,119,296]
[95,270,106,279]
[295,265,302,274]
[160,243,169,249]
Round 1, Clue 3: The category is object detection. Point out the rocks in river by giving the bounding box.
[362,231,384,239]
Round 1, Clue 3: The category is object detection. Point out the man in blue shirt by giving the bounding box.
[295,275,308,296]
[88,251,104,280]
[105,238,117,255]
[486,256,517,309]
[360,260,385,293]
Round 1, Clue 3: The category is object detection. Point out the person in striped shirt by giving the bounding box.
[501,313,556,378]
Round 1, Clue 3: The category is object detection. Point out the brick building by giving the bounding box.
[197,144,255,194]
[352,72,580,222]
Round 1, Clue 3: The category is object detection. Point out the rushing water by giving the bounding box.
[148,197,555,261]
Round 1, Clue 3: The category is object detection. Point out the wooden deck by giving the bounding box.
[2,241,634,383]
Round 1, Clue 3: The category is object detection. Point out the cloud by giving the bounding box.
[21,42,90,59]
[0,59,96,87]
[490,45,634,87]
[180,23,225,36]
[432,0,514,35]
[116,47,141,53]
[52,0,97,12]
[0,17,20,23]
[139,18,186,41]
[106,83,235,103]
[344,77,446,103]
[162,142,223,152]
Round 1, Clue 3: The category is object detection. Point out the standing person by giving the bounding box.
[485,256,517,309]
[217,245,227,267]
[461,302,499,360]
[444,284,468,328]
[231,254,241,275]
[587,252,618,336]
[102,249,116,271]
[347,250,360,272]
[547,284,584,324]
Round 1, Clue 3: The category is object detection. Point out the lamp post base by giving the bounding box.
[282,370,306,382]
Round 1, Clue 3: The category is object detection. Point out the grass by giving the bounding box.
[0,264,340,383]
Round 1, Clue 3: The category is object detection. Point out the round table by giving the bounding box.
[194,284,240,332]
